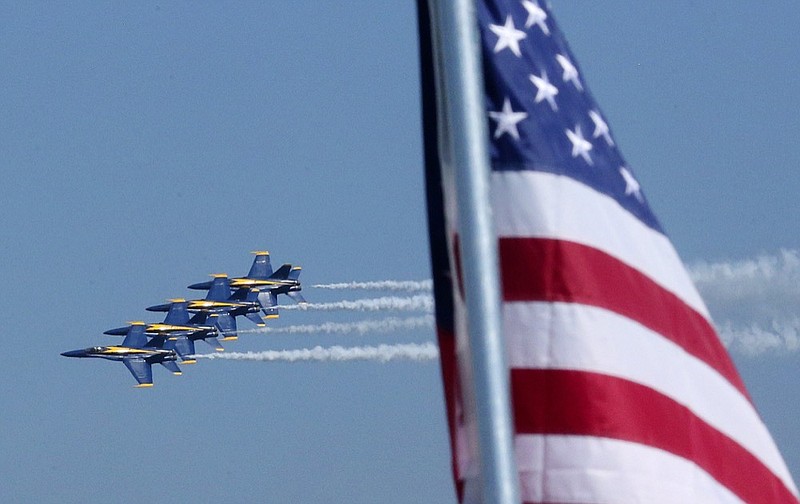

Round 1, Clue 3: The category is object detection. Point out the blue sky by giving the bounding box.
[1,2,798,503]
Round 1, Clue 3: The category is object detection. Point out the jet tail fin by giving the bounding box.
[247,251,273,279]
[228,288,247,301]
[269,264,293,280]
[244,288,260,303]
[121,323,148,348]
[163,300,190,325]
[206,275,232,301]
[288,266,302,281]
[146,335,169,348]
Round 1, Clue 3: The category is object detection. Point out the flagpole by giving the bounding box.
[427,1,520,503]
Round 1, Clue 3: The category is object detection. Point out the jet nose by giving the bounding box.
[103,326,129,335]
[61,350,84,358]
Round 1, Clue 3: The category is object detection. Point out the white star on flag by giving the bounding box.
[489,97,528,140]
[589,110,614,146]
[620,166,643,201]
[566,124,593,165]
[556,53,583,91]
[489,15,527,57]
[522,0,550,35]
[529,71,558,111]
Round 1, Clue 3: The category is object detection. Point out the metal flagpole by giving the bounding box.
[427,0,520,503]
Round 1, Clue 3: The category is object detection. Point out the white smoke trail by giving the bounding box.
[238,315,434,336]
[190,342,439,363]
[689,249,800,293]
[280,294,433,312]
[688,250,800,355]
[312,280,432,292]
[718,319,800,357]
[290,250,800,355]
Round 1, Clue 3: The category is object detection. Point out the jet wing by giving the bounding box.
[286,291,307,305]
[245,312,266,326]
[160,360,182,375]
[211,313,238,341]
[170,336,196,360]
[163,301,191,325]
[203,336,225,352]
[258,291,280,318]
[123,357,153,388]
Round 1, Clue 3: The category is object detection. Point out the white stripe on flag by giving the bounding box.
[515,434,746,504]
[491,170,709,319]
[504,301,797,493]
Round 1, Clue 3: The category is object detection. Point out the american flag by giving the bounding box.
[418,1,799,503]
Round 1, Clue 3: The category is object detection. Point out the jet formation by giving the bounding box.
[61,251,306,387]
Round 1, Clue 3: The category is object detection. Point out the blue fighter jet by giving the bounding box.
[147,275,266,340]
[188,251,307,318]
[61,323,181,388]
[104,300,224,364]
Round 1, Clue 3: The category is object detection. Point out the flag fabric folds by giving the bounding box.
[418,1,799,503]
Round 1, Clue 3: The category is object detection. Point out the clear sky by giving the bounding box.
[1,2,798,503]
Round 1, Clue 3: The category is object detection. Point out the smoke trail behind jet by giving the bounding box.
[285,249,800,355]
[716,319,800,356]
[239,315,434,336]
[688,249,800,355]
[190,342,439,363]
[281,294,433,312]
[312,280,433,292]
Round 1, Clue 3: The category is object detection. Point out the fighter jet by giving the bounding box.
[188,251,307,318]
[104,300,224,363]
[61,323,181,388]
[147,275,266,341]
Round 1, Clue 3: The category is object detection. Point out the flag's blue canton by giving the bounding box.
[477,0,662,233]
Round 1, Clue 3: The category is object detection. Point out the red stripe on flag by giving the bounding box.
[498,237,746,396]
[512,369,797,504]
[435,326,465,503]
